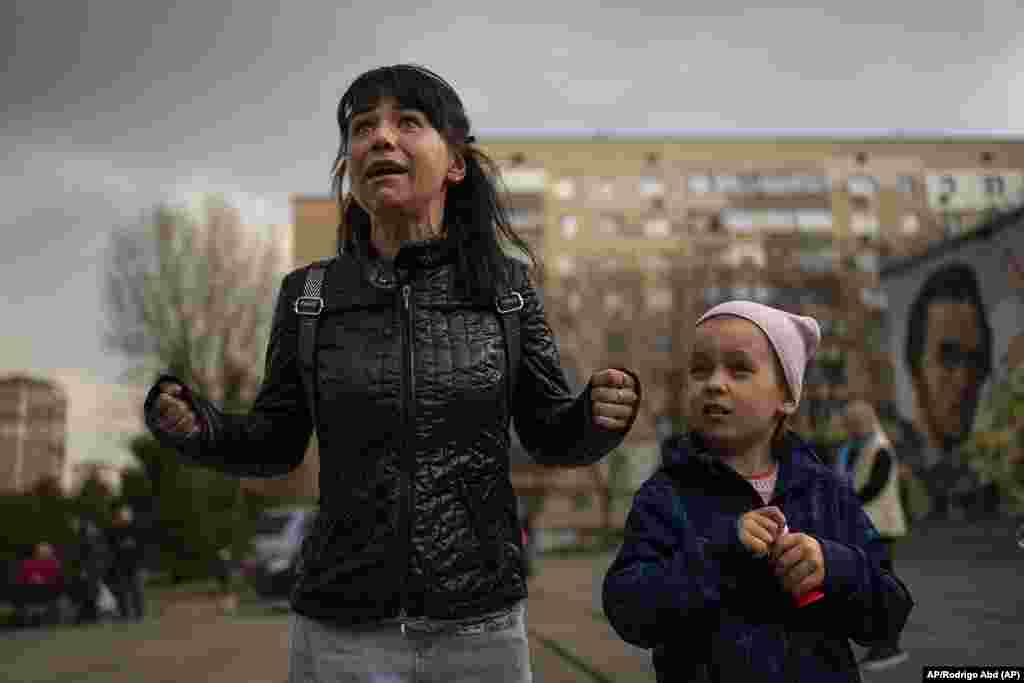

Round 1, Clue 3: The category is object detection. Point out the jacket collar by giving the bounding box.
[661,430,825,498]
[342,221,457,289]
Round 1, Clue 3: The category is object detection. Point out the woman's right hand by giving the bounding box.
[738,506,787,558]
[152,382,201,437]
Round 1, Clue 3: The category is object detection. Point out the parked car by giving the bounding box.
[242,497,537,602]
[240,506,316,602]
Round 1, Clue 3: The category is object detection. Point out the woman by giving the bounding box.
[837,400,909,672]
[144,64,642,682]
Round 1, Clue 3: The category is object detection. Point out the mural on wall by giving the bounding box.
[882,214,1024,521]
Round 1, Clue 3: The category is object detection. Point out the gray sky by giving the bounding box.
[2,0,1023,395]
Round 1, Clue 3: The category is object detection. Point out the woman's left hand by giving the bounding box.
[771,532,825,598]
[590,369,639,432]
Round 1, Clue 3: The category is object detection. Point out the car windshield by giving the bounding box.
[252,513,292,536]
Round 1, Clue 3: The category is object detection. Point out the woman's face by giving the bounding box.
[346,96,464,228]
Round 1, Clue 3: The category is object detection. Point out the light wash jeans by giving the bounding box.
[288,602,532,683]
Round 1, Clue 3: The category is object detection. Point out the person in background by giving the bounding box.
[106,504,147,621]
[603,301,913,682]
[68,516,110,625]
[837,400,910,671]
[13,542,64,626]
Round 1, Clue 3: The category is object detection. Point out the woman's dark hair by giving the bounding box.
[904,261,993,379]
[330,63,537,301]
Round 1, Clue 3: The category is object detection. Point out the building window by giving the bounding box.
[733,284,752,300]
[724,242,766,268]
[944,213,963,237]
[983,175,1006,195]
[901,213,920,235]
[754,285,775,303]
[720,209,756,233]
[567,291,583,313]
[607,332,627,353]
[644,217,672,238]
[850,212,880,239]
[507,207,535,227]
[502,167,548,193]
[598,214,621,236]
[555,255,575,276]
[553,179,576,200]
[896,175,916,195]
[590,179,615,201]
[795,209,833,232]
[847,175,879,196]
[714,175,743,193]
[560,215,579,239]
[656,415,675,440]
[798,249,838,273]
[654,334,673,353]
[642,254,672,273]
[860,288,888,310]
[704,285,723,304]
[939,175,957,195]
[604,292,625,313]
[646,288,673,311]
[688,175,713,194]
[853,251,880,273]
[639,176,664,197]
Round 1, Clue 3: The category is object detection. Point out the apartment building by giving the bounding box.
[290,134,1024,509]
[0,375,67,493]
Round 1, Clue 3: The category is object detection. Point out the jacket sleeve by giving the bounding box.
[142,268,314,477]
[510,266,642,466]
[602,475,743,649]
[814,484,914,646]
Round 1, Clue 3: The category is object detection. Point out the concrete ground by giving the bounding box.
[1,517,1021,682]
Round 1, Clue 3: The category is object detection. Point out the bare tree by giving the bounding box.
[105,194,287,410]
[105,195,317,500]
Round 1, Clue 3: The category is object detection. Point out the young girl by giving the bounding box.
[603,301,913,682]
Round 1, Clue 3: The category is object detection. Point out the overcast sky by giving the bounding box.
[2,1,1023,463]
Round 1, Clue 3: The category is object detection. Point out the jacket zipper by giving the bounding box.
[398,283,415,634]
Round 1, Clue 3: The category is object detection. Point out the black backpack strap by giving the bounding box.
[295,260,330,431]
[495,271,525,414]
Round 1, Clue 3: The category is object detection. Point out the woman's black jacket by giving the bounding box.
[144,231,639,625]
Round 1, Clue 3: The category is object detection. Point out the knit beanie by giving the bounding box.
[696,300,821,405]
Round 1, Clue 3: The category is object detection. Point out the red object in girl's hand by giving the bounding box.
[778,523,824,608]
[795,590,825,608]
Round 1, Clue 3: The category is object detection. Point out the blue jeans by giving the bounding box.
[288,602,532,683]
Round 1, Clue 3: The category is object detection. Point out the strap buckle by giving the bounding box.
[496,291,524,314]
[294,296,324,316]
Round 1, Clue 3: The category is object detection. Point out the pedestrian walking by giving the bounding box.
[106,504,147,621]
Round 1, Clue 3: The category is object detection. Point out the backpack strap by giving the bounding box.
[495,270,525,414]
[295,260,331,431]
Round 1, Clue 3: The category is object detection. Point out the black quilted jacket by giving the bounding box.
[144,228,640,625]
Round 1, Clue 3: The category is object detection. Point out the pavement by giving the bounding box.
[1,517,1021,682]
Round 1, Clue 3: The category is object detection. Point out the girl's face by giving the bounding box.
[346,96,465,226]
[687,316,792,459]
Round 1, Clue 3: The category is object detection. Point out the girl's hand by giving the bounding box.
[770,532,825,598]
[738,506,786,558]
[590,369,639,431]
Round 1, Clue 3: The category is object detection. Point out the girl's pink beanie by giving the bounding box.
[696,300,821,404]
